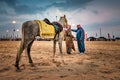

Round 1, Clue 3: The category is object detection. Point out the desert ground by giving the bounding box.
[0,41,120,80]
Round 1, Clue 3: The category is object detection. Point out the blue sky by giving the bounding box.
[0,0,120,38]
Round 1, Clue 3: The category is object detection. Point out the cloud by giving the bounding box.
[0,0,120,37]
[0,0,94,19]
[65,0,120,26]
[0,0,44,15]
[45,0,93,11]
[0,1,16,15]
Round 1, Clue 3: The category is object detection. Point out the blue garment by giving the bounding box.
[71,28,85,53]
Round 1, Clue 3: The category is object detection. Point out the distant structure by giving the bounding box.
[96,33,97,38]
[107,33,111,41]
[100,27,102,37]
[112,35,115,41]
[56,16,58,21]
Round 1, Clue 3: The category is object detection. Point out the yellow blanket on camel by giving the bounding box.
[35,20,55,39]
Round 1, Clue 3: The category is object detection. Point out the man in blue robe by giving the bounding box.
[71,24,85,54]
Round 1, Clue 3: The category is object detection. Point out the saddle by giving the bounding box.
[35,20,55,39]
[43,18,63,34]
[52,22,63,34]
[43,18,63,40]
[35,19,63,39]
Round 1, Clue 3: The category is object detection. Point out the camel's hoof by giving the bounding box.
[30,63,35,67]
[16,69,21,72]
[14,64,21,72]
[67,52,71,54]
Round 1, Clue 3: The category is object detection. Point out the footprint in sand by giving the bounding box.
[54,62,62,67]
[59,75,68,78]
[0,66,10,73]
[35,62,51,66]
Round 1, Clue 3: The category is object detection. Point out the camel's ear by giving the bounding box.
[64,15,66,18]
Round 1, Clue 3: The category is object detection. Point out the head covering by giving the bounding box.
[77,24,81,29]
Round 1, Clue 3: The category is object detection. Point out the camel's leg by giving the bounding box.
[15,40,25,71]
[15,20,39,71]
[58,37,65,64]
[26,39,35,67]
[66,47,71,54]
[53,39,56,62]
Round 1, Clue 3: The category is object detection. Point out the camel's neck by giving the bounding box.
[59,20,67,28]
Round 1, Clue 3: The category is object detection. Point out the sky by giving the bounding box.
[0,0,120,38]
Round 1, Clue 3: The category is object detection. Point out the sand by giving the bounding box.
[0,41,120,80]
